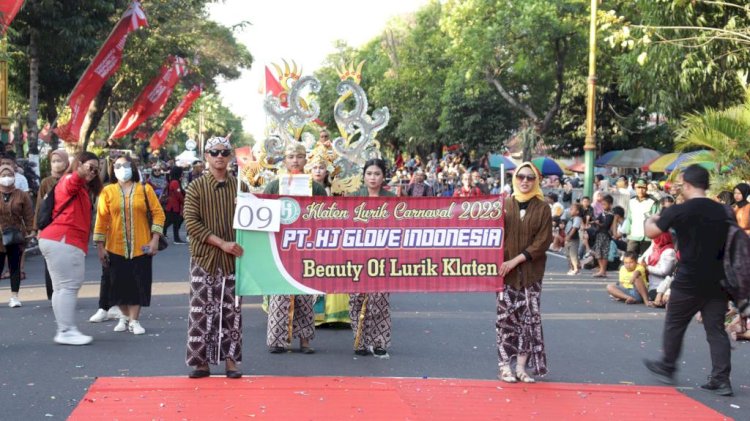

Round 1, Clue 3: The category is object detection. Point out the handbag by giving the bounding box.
[142,183,169,251]
[2,228,25,247]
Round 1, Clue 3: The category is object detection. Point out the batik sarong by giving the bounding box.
[349,293,392,351]
[186,260,242,366]
[496,281,547,376]
[266,295,316,347]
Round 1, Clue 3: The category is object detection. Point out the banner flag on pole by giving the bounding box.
[235,195,505,295]
[54,1,148,143]
[149,84,201,149]
[110,55,187,139]
[0,0,25,35]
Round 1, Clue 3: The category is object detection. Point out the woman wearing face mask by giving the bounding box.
[93,155,165,336]
[0,164,34,308]
[497,162,553,383]
[732,183,750,235]
[347,158,395,358]
[34,149,70,300]
[39,152,103,345]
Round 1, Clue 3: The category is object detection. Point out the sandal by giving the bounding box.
[498,366,517,383]
[300,346,315,354]
[516,371,536,383]
[269,346,285,353]
[188,369,211,379]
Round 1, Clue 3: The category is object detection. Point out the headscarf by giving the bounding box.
[204,136,232,151]
[49,149,70,168]
[734,183,750,208]
[647,231,674,266]
[511,162,544,203]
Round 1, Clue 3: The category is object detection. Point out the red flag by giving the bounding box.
[54,1,148,143]
[149,84,201,149]
[0,0,24,35]
[111,55,187,139]
[265,66,284,100]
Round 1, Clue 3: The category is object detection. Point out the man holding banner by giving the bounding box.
[183,137,244,379]
[264,142,328,354]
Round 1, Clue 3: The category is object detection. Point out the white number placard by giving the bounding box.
[233,193,281,232]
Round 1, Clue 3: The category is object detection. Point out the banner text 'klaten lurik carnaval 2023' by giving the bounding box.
[235,195,505,295]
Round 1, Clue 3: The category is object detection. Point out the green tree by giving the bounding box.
[607,0,750,119]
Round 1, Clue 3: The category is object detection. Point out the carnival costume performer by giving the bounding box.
[184,137,245,379]
[305,147,349,325]
[497,162,553,383]
[265,142,328,354]
[347,158,395,358]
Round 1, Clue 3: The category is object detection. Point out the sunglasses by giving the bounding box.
[208,149,231,157]
[515,174,537,182]
[85,165,99,174]
[114,163,132,170]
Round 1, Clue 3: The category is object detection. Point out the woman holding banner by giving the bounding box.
[496,162,552,383]
[347,158,395,358]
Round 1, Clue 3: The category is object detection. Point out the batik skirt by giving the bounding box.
[496,281,547,376]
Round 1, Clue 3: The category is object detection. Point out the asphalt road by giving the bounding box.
[0,238,747,419]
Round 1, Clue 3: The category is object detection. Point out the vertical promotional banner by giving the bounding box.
[110,55,187,139]
[149,84,201,149]
[236,195,505,295]
[54,1,148,143]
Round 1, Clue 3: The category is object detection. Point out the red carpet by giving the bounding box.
[70,376,730,420]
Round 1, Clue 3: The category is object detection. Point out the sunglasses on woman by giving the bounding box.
[114,163,132,169]
[208,149,231,157]
[515,173,537,182]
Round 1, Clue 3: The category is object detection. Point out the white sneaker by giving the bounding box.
[107,306,123,319]
[89,308,108,323]
[114,316,129,332]
[129,320,145,335]
[54,328,93,346]
[8,297,22,308]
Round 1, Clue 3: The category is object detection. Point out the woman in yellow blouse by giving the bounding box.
[94,155,165,335]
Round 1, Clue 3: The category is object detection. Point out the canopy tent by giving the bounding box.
[642,152,681,172]
[488,154,517,171]
[175,150,199,167]
[531,157,564,177]
[665,150,713,172]
[595,150,623,166]
[605,147,662,168]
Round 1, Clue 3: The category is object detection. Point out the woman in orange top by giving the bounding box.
[733,183,750,235]
[94,155,165,336]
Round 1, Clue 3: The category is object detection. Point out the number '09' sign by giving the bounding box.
[233,194,281,232]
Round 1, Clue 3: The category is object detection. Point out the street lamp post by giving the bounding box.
[583,0,598,198]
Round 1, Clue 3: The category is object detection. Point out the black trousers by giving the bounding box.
[164,211,184,241]
[0,244,23,293]
[661,288,731,382]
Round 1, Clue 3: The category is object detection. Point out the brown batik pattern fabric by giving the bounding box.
[266,295,316,347]
[186,260,242,366]
[496,281,548,376]
[349,293,392,351]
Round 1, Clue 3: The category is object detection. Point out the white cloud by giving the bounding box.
[208,0,429,140]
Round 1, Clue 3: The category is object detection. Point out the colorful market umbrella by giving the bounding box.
[642,152,681,172]
[488,153,517,171]
[594,150,623,166]
[665,150,713,172]
[531,157,564,177]
[605,147,662,168]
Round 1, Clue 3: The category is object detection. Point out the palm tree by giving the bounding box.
[674,92,750,184]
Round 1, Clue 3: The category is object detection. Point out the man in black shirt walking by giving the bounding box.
[642,165,733,396]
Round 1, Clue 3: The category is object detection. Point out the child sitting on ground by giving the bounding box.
[637,231,677,307]
[606,251,649,304]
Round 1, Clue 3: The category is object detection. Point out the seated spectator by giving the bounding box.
[638,232,677,307]
[606,252,649,304]
[405,170,434,197]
